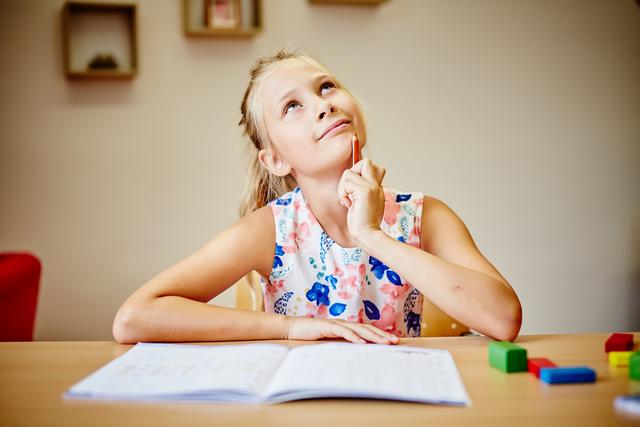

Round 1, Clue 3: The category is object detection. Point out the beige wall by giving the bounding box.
[1,0,639,340]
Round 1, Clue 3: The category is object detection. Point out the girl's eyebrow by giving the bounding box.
[276,74,331,110]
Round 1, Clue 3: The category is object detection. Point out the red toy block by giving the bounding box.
[605,333,634,353]
[528,358,557,378]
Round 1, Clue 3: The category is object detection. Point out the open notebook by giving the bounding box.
[64,342,471,406]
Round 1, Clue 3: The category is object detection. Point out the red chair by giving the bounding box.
[0,253,41,341]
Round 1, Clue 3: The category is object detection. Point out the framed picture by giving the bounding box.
[204,0,242,29]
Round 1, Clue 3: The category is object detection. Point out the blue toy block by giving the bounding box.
[539,366,596,384]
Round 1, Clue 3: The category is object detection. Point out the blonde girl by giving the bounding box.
[113,49,522,345]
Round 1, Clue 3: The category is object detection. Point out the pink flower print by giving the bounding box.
[337,280,353,300]
[408,219,421,247]
[380,282,411,304]
[316,304,328,319]
[345,264,366,292]
[305,302,316,318]
[266,279,284,295]
[304,302,328,319]
[331,265,344,278]
[383,191,401,226]
[295,221,313,252]
[305,302,328,319]
[282,231,298,254]
[372,304,398,333]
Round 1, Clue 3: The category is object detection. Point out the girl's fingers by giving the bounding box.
[352,158,386,186]
[330,323,366,344]
[360,158,377,184]
[337,170,369,207]
[342,322,391,344]
[358,323,399,343]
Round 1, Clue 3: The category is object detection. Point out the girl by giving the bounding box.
[113,49,522,345]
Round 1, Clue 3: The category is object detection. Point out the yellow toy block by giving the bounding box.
[609,351,633,367]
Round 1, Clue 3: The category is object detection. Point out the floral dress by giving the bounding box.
[260,186,425,337]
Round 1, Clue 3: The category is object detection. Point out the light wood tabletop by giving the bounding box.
[1,333,639,427]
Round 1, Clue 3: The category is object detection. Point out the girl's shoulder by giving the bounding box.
[234,205,275,278]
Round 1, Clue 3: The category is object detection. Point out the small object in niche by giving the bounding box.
[87,52,119,70]
[205,0,242,29]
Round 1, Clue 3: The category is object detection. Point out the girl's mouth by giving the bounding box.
[320,121,351,140]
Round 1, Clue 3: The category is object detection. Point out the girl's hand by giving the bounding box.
[337,157,386,243]
[287,317,399,344]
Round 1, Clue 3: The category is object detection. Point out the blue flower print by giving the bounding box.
[369,256,402,285]
[329,303,346,316]
[273,244,284,269]
[405,311,421,335]
[363,300,381,320]
[396,194,412,202]
[386,270,402,286]
[306,282,330,306]
[319,232,334,264]
[274,292,293,315]
[275,197,292,206]
[369,256,389,279]
[325,274,338,290]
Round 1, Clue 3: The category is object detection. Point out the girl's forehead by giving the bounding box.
[262,61,327,105]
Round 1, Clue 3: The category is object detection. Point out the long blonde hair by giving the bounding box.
[238,48,365,217]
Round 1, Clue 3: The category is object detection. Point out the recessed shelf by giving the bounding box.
[62,1,138,80]
[183,0,262,37]
[309,0,388,4]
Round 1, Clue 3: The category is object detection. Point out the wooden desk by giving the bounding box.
[1,333,638,426]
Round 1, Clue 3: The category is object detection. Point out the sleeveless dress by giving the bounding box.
[260,186,425,337]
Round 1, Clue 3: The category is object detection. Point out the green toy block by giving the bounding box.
[630,352,640,381]
[489,341,528,372]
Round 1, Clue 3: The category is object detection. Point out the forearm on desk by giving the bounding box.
[113,296,289,344]
[357,231,521,341]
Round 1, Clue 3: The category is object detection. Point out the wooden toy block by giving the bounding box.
[539,366,596,384]
[605,333,633,353]
[630,352,640,380]
[489,341,527,372]
[609,351,634,367]
[528,358,557,378]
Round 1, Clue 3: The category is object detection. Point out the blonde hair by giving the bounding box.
[238,48,366,217]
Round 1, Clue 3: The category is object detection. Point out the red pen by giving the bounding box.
[352,134,361,166]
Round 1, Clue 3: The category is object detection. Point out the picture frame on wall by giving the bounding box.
[204,0,242,29]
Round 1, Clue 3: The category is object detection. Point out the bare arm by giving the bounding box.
[356,196,522,341]
[112,205,399,345]
[112,206,289,343]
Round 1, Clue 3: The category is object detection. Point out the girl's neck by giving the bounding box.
[295,174,358,249]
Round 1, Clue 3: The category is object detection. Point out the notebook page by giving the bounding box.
[65,343,289,401]
[263,343,470,405]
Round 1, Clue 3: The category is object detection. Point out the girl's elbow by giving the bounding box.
[497,301,522,342]
[112,305,142,344]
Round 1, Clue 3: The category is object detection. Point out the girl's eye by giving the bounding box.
[320,81,336,92]
[284,101,301,115]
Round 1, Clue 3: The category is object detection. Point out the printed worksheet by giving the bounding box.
[65,342,471,406]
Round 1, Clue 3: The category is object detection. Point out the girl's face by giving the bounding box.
[260,59,366,180]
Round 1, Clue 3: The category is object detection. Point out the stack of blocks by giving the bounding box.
[488,341,596,384]
[488,332,639,384]
[605,333,640,380]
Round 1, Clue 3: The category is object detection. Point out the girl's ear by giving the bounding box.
[258,148,292,177]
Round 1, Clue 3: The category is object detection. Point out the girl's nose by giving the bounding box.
[318,103,336,120]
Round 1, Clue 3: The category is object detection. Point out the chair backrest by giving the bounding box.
[234,272,469,337]
[0,252,41,341]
